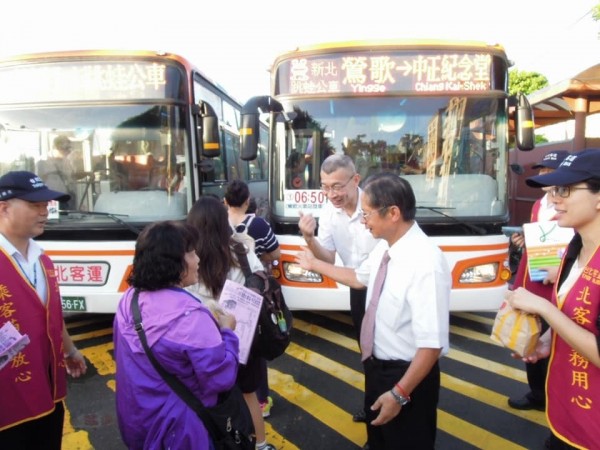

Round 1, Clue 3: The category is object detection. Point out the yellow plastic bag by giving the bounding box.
[490,301,541,357]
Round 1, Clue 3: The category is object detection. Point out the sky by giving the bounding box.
[1,1,599,104]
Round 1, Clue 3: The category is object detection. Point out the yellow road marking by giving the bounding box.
[269,368,367,447]
[282,339,540,449]
[70,328,113,342]
[80,342,116,376]
[62,401,93,450]
[438,410,527,450]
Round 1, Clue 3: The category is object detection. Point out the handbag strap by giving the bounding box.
[232,241,252,278]
[130,289,222,441]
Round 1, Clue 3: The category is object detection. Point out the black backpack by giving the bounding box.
[234,245,293,361]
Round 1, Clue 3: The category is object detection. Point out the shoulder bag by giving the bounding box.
[130,289,255,450]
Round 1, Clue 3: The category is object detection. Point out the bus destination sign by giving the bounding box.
[0,61,172,103]
[278,52,492,96]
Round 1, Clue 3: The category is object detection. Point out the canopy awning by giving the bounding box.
[528,63,600,128]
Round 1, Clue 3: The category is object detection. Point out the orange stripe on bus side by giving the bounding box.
[119,265,134,292]
[279,243,510,290]
[45,250,134,257]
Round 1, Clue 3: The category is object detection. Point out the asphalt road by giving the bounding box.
[62,311,550,450]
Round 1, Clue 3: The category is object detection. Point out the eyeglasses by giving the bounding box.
[320,173,355,194]
[361,206,388,221]
[548,185,592,198]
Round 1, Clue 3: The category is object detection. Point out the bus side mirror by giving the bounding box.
[240,113,259,161]
[194,101,221,158]
[240,96,284,161]
[514,93,535,151]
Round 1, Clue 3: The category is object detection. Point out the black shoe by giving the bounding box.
[353,409,367,422]
[507,394,545,411]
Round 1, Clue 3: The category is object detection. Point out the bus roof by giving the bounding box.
[273,39,507,64]
[0,49,241,107]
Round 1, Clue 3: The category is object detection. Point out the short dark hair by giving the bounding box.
[128,221,198,291]
[585,178,600,193]
[224,179,250,207]
[363,173,416,221]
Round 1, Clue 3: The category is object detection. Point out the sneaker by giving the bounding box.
[260,396,273,418]
[257,444,276,450]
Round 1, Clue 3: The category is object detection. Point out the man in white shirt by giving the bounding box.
[296,173,451,450]
[298,154,379,422]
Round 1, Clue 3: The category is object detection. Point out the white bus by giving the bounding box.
[0,50,268,313]
[239,40,535,311]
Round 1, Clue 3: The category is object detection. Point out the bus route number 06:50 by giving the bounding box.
[290,190,328,205]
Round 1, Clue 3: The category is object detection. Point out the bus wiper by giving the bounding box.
[416,206,485,235]
[60,210,141,236]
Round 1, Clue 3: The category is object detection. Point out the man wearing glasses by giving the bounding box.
[298,154,380,423]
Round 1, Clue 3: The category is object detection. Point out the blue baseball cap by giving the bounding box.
[0,171,71,202]
[531,150,570,170]
[527,149,600,188]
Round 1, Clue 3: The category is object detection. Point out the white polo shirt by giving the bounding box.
[317,189,380,269]
[355,223,451,361]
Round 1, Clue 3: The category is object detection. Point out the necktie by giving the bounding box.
[360,250,390,361]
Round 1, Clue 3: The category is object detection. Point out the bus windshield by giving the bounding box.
[0,103,189,225]
[272,95,508,221]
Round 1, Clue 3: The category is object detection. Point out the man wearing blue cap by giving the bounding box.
[507,148,600,450]
[0,171,87,449]
[507,150,570,412]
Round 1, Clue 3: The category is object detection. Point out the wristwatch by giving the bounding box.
[390,388,410,406]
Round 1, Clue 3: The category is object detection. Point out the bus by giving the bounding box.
[0,50,268,313]
[239,40,535,311]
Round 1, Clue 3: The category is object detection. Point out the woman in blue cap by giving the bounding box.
[507,149,600,450]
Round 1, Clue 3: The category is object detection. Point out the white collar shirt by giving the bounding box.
[317,188,380,268]
[0,233,47,303]
[355,223,451,361]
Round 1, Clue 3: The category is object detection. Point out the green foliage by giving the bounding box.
[508,70,549,96]
[593,3,600,21]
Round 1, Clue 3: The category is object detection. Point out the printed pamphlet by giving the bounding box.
[0,321,30,370]
[523,220,574,282]
[219,280,262,364]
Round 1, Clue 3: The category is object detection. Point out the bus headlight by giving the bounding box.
[459,263,498,284]
[282,261,323,283]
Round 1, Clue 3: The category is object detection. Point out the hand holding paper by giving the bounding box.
[0,321,30,370]
[218,280,262,364]
[523,221,574,282]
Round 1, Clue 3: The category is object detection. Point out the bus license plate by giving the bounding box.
[61,296,87,312]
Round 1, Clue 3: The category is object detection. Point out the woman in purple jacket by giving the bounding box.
[113,221,239,449]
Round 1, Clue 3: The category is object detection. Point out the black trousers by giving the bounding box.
[0,401,64,450]
[526,317,550,403]
[364,358,439,450]
[350,287,367,345]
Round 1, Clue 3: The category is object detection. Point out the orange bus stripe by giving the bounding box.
[45,250,134,257]
[439,243,508,252]
[280,243,508,253]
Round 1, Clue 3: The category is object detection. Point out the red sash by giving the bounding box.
[546,244,600,449]
[0,248,66,431]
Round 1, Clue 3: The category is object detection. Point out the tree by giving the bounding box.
[508,70,548,96]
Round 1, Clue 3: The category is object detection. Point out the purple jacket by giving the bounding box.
[114,287,240,449]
